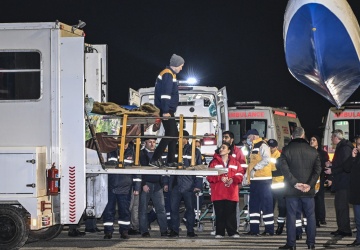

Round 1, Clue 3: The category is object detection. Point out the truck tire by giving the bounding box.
[27,224,63,242]
[0,205,29,250]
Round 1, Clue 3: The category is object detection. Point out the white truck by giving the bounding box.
[0,22,226,249]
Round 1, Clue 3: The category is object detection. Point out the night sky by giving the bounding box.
[2,0,360,137]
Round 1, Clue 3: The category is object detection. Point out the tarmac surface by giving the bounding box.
[22,191,358,250]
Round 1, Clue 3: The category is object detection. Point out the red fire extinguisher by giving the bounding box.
[47,163,60,196]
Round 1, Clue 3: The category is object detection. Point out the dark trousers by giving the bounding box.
[249,180,274,234]
[129,192,140,230]
[139,182,168,234]
[164,190,172,229]
[315,175,326,222]
[272,188,286,225]
[213,200,238,236]
[296,209,305,236]
[354,204,360,243]
[285,197,316,247]
[171,187,195,233]
[334,188,351,233]
[147,191,172,229]
[103,190,131,234]
[152,111,178,163]
[85,218,97,230]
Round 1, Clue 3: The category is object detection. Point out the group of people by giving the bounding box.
[324,130,360,247]
[240,127,360,249]
[74,53,360,249]
[100,53,247,241]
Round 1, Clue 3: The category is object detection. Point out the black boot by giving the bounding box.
[120,230,129,239]
[68,229,85,237]
[276,223,284,235]
[279,245,296,250]
[104,232,112,239]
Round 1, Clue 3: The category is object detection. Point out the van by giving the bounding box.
[322,103,360,160]
[228,102,301,150]
[129,85,229,160]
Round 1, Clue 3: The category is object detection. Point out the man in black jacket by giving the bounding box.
[139,138,169,237]
[278,127,321,250]
[324,129,353,237]
[168,130,202,237]
[342,141,360,247]
[103,142,141,240]
[149,54,184,168]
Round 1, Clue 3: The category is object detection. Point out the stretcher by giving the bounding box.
[193,183,251,233]
[86,105,217,170]
[195,189,215,232]
[239,186,250,232]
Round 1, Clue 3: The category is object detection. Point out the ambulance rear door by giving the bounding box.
[216,87,229,144]
[323,106,360,160]
[270,108,301,150]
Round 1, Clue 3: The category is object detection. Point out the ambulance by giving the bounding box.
[228,102,301,150]
[129,85,229,161]
[322,103,360,160]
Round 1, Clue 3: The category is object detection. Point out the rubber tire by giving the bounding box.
[0,205,29,250]
[27,224,63,242]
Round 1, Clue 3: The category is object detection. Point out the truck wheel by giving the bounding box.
[0,206,29,250]
[27,224,63,242]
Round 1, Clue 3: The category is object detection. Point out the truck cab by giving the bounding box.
[322,103,360,160]
[129,85,229,161]
[228,103,301,150]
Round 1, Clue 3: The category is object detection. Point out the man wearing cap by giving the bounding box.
[242,129,274,236]
[268,139,286,235]
[324,129,353,237]
[149,54,184,168]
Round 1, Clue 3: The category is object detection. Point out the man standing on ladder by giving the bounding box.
[149,54,184,169]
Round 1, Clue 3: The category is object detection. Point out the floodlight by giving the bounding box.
[178,77,198,85]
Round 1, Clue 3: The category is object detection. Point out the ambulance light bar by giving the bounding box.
[273,110,297,118]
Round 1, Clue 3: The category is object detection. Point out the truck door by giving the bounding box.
[216,87,229,144]
[129,88,140,106]
[85,45,108,102]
